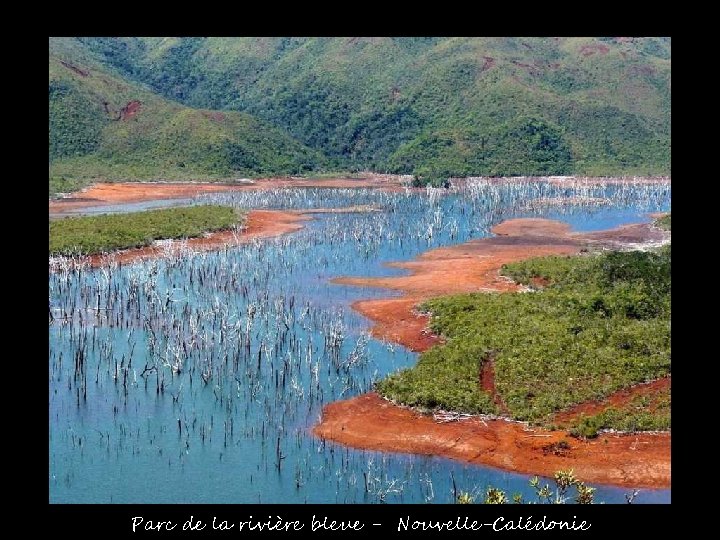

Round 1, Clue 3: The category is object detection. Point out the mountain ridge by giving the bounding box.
[49,37,670,185]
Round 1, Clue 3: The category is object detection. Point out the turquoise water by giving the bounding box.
[49,180,671,504]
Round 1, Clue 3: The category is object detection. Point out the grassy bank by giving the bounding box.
[50,205,243,256]
[377,219,670,433]
[655,213,671,231]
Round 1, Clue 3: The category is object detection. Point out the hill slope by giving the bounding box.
[50,37,671,184]
[49,37,324,185]
[78,36,671,177]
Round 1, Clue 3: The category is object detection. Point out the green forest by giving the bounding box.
[50,205,242,255]
[49,37,670,187]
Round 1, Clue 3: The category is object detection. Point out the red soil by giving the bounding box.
[480,357,508,415]
[333,219,582,350]
[316,217,671,488]
[84,209,308,268]
[49,176,405,215]
[202,111,226,122]
[315,392,670,489]
[348,297,442,353]
[334,219,667,353]
[512,60,539,75]
[119,100,142,120]
[583,221,667,246]
[60,60,89,77]
[50,183,240,213]
[552,377,671,428]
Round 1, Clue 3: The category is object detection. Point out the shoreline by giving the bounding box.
[51,209,309,269]
[315,217,671,489]
[315,392,670,489]
[48,176,406,215]
[50,204,386,269]
[48,181,671,488]
[48,176,671,216]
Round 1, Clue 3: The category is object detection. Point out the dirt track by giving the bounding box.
[552,377,671,428]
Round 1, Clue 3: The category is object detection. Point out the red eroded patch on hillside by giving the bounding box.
[202,111,226,122]
[480,356,508,415]
[512,60,539,75]
[580,44,610,57]
[120,100,142,120]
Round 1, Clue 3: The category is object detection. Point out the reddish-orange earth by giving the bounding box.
[60,60,89,77]
[119,100,142,120]
[332,218,667,351]
[49,176,404,215]
[316,393,670,489]
[49,181,671,486]
[580,43,610,57]
[481,56,495,72]
[552,377,671,428]
[480,358,509,415]
[316,217,671,488]
[82,210,308,268]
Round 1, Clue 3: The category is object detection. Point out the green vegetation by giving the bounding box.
[49,38,324,184]
[655,213,671,230]
[49,205,242,256]
[49,176,92,198]
[50,37,670,187]
[377,245,671,428]
[411,175,452,188]
[569,388,670,438]
[457,469,597,504]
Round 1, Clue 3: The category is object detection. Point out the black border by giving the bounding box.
[49,503,672,536]
[45,22,679,539]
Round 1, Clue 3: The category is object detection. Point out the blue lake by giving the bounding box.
[49,180,671,504]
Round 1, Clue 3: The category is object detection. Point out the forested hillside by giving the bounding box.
[50,37,671,185]
[49,37,323,187]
